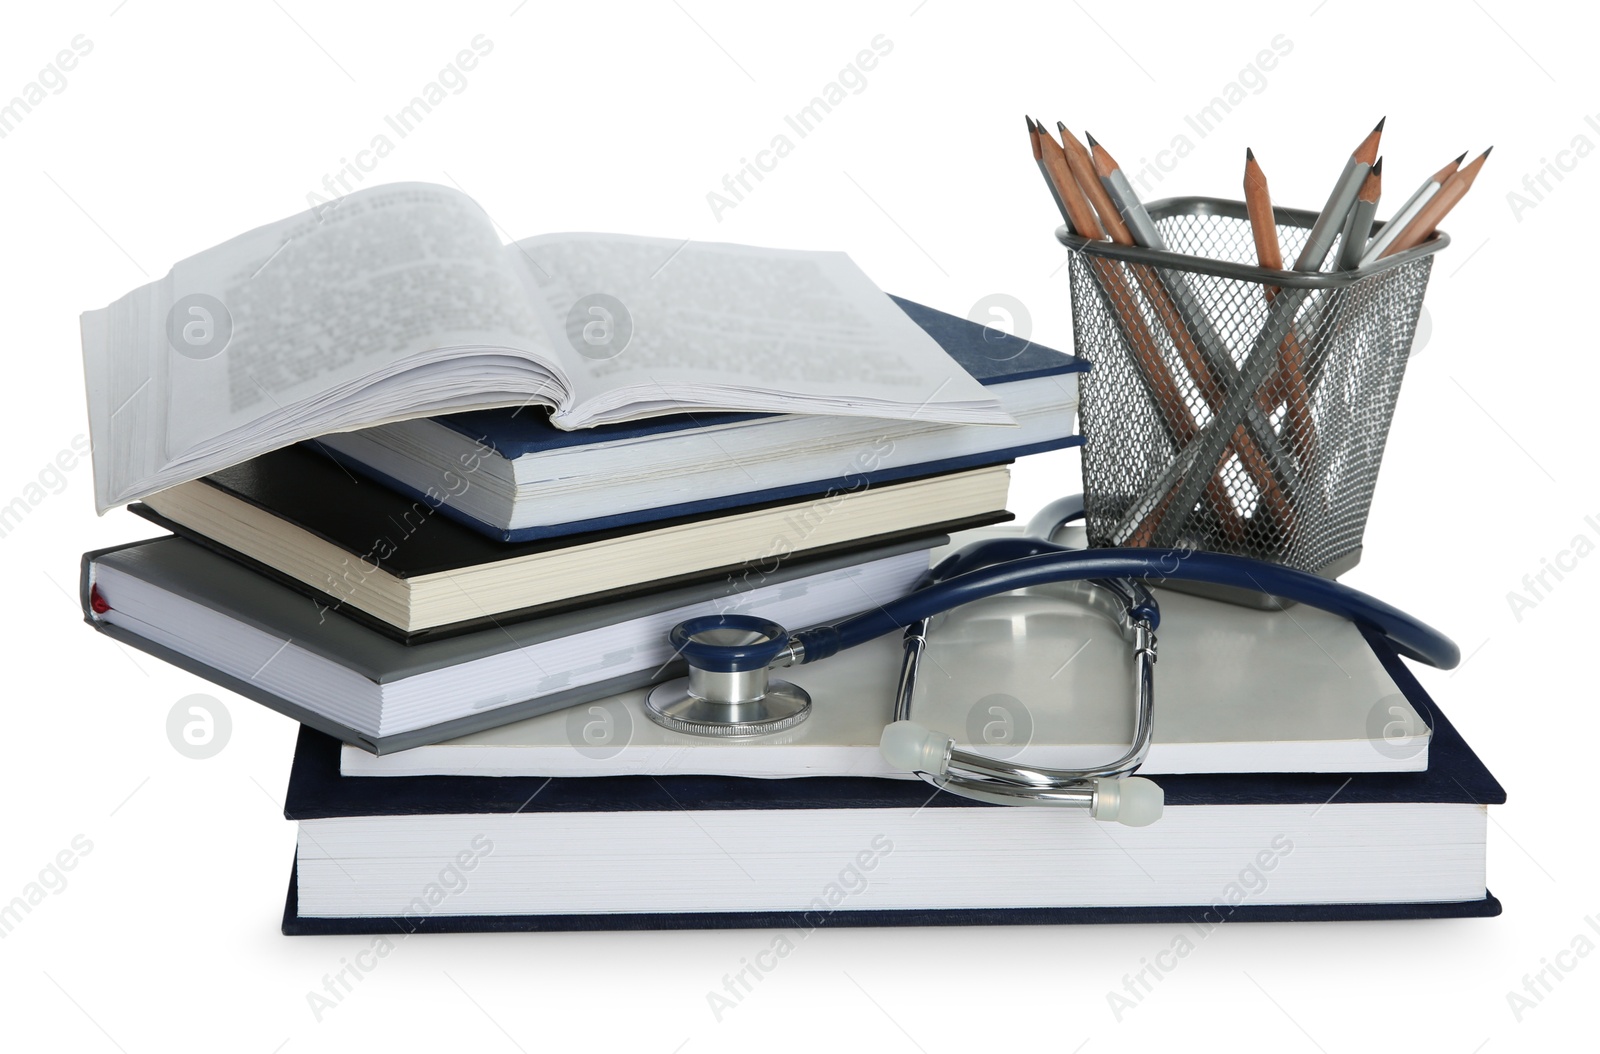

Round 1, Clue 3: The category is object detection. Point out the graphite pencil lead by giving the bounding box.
[1373,116,1386,133]
[1246,146,1255,161]
[1453,150,1468,164]
[1084,130,1099,149]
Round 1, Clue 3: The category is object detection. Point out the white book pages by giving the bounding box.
[84,184,563,510]
[512,233,1006,427]
[82,183,1009,511]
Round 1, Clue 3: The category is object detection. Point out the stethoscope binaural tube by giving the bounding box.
[883,570,1163,824]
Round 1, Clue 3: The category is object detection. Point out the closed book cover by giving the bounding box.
[281,630,1504,933]
[336,583,1443,779]
[81,534,940,753]
[283,634,1505,819]
[319,295,1085,542]
[131,446,1009,641]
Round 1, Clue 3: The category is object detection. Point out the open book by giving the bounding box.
[81,182,1010,512]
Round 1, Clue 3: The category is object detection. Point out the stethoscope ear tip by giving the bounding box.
[879,720,952,776]
[1092,777,1165,827]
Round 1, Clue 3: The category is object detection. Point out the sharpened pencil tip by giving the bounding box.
[1453,150,1468,165]
[1481,145,1494,158]
[1025,115,1036,131]
[1374,116,1386,132]
[1245,146,1255,162]
[1372,157,1384,174]
[1085,130,1099,149]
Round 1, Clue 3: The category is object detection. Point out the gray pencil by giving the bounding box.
[1087,131,1166,249]
[1295,117,1384,272]
[1337,158,1383,271]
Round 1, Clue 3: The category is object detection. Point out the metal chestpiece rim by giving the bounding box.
[643,614,812,738]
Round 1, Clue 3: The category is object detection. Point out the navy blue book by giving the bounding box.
[281,629,1503,933]
[315,296,1085,542]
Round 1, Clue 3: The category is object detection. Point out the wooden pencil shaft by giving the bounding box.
[1379,151,1488,258]
[1243,151,1314,458]
[1353,120,1384,167]
[1036,157,1072,227]
[1378,180,1465,256]
[1060,127,1134,244]
[1029,118,1076,230]
[1244,180,1283,273]
[1039,130,1104,239]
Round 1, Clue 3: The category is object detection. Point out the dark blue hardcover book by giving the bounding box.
[318,296,1086,542]
[280,866,1500,934]
[280,629,1505,932]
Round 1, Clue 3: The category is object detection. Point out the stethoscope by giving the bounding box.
[644,495,1459,826]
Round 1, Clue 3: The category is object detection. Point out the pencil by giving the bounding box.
[1337,157,1383,271]
[1294,117,1383,272]
[1085,131,1165,249]
[1243,147,1314,471]
[1243,147,1284,271]
[1061,123,1292,538]
[1144,121,1386,548]
[1361,150,1465,264]
[1377,147,1492,259]
[1035,120,1104,239]
[1058,122,1135,244]
[1354,116,1384,167]
[1026,117,1072,228]
[1036,121,1247,542]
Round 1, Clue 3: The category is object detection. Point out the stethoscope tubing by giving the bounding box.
[793,543,1459,671]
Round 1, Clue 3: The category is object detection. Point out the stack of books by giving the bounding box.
[83,292,1074,752]
[77,182,1502,935]
[275,573,1504,933]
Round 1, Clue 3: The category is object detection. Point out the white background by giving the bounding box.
[1,1,1596,1050]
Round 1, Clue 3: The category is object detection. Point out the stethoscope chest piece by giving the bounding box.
[644,614,811,737]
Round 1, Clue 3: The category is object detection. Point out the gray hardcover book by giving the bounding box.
[81,535,938,753]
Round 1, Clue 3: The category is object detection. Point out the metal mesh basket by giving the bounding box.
[1062,196,1445,598]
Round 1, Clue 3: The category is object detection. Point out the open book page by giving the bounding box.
[507,233,1010,429]
[83,183,567,511]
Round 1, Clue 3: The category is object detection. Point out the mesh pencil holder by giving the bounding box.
[1060,196,1446,606]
